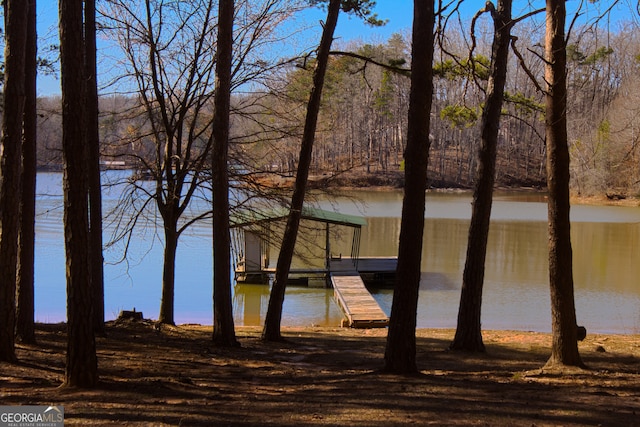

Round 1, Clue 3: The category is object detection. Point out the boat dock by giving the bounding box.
[329,257,397,288]
[231,207,395,328]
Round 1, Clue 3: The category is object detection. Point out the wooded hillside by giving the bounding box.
[25,17,640,197]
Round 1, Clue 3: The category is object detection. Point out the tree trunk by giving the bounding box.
[262,0,341,342]
[212,0,238,347]
[16,0,38,345]
[450,0,511,353]
[544,0,583,369]
[159,222,178,325]
[85,0,105,335]
[60,0,98,388]
[383,0,435,374]
[0,0,28,363]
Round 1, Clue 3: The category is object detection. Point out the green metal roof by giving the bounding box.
[231,206,366,228]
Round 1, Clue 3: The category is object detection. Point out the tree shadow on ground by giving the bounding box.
[2,323,638,426]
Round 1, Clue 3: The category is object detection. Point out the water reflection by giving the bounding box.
[233,284,269,326]
[233,284,342,327]
[33,173,640,333]
[335,213,640,333]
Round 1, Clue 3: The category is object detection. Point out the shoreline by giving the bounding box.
[317,180,640,207]
[305,171,640,207]
[33,320,640,337]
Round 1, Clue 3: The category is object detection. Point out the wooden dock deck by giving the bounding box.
[328,257,397,273]
[330,271,389,328]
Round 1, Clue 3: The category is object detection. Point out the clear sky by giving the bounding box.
[36,1,63,96]
[36,0,419,95]
[307,0,639,41]
[35,0,639,96]
[331,0,414,41]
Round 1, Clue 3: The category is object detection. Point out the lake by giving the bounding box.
[34,172,640,334]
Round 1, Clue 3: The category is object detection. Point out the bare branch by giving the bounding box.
[511,36,546,95]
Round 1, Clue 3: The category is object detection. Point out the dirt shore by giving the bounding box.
[1,322,639,426]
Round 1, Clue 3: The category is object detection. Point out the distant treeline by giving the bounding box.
[32,23,640,196]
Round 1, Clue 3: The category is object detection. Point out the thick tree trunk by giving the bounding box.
[60,0,98,388]
[159,223,178,325]
[0,0,28,363]
[450,0,511,353]
[212,0,238,347]
[383,0,434,374]
[262,0,340,342]
[544,0,583,369]
[85,0,105,335]
[16,0,38,345]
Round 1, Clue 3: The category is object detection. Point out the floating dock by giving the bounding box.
[329,257,397,288]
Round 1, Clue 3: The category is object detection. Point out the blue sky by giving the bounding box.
[307,0,639,40]
[36,0,420,96]
[329,0,414,41]
[35,1,62,96]
[35,0,638,96]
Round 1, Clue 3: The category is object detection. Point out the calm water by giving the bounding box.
[34,173,640,334]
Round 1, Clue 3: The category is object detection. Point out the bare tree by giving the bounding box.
[59,0,98,387]
[102,0,303,325]
[566,25,638,196]
[101,0,221,325]
[383,0,435,374]
[0,0,28,363]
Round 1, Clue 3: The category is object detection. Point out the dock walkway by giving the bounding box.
[330,267,389,328]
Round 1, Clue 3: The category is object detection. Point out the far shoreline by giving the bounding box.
[331,184,640,207]
[304,173,640,207]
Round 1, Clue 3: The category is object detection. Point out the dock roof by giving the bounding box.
[231,207,367,229]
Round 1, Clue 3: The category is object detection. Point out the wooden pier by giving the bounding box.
[330,266,389,328]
